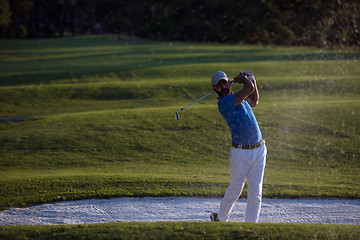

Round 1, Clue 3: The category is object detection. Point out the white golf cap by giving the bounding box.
[211,71,228,85]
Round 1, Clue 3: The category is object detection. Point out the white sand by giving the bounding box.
[0,197,359,225]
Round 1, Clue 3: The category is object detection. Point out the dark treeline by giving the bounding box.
[1,0,359,47]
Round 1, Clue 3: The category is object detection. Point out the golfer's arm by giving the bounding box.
[246,81,259,107]
[234,78,255,106]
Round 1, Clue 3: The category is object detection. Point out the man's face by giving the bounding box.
[213,79,231,97]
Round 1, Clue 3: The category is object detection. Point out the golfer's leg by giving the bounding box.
[218,148,249,222]
[245,145,267,222]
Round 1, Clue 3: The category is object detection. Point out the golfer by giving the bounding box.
[210,71,267,222]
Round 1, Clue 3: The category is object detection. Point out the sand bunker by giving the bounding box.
[1,197,359,225]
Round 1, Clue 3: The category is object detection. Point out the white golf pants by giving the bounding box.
[217,144,267,222]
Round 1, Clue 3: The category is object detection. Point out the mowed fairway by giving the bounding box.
[0,36,359,212]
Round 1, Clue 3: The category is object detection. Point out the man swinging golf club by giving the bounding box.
[210,70,267,222]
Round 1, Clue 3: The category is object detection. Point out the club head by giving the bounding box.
[175,112,179,120]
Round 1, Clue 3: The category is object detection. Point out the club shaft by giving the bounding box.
[176,81,236,113]
[174,79,240,119]
[176,91,214,112]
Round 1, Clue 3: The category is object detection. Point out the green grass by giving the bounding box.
[1,222,359,240]
[0,36,359,212]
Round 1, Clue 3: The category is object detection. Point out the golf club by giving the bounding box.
[174,91,214,120]
[174,71,254,120]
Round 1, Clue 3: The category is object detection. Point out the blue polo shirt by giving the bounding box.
[217,93,262,146]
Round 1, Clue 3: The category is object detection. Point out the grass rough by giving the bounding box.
[0,36,359,210]
[0,222,359,240]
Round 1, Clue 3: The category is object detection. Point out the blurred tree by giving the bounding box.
[1,0,359,47]
[8,0,34,38]
[0,0,11,37]
[324,0,360,47]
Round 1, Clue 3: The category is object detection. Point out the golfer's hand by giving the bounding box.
[233,74,247,84]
